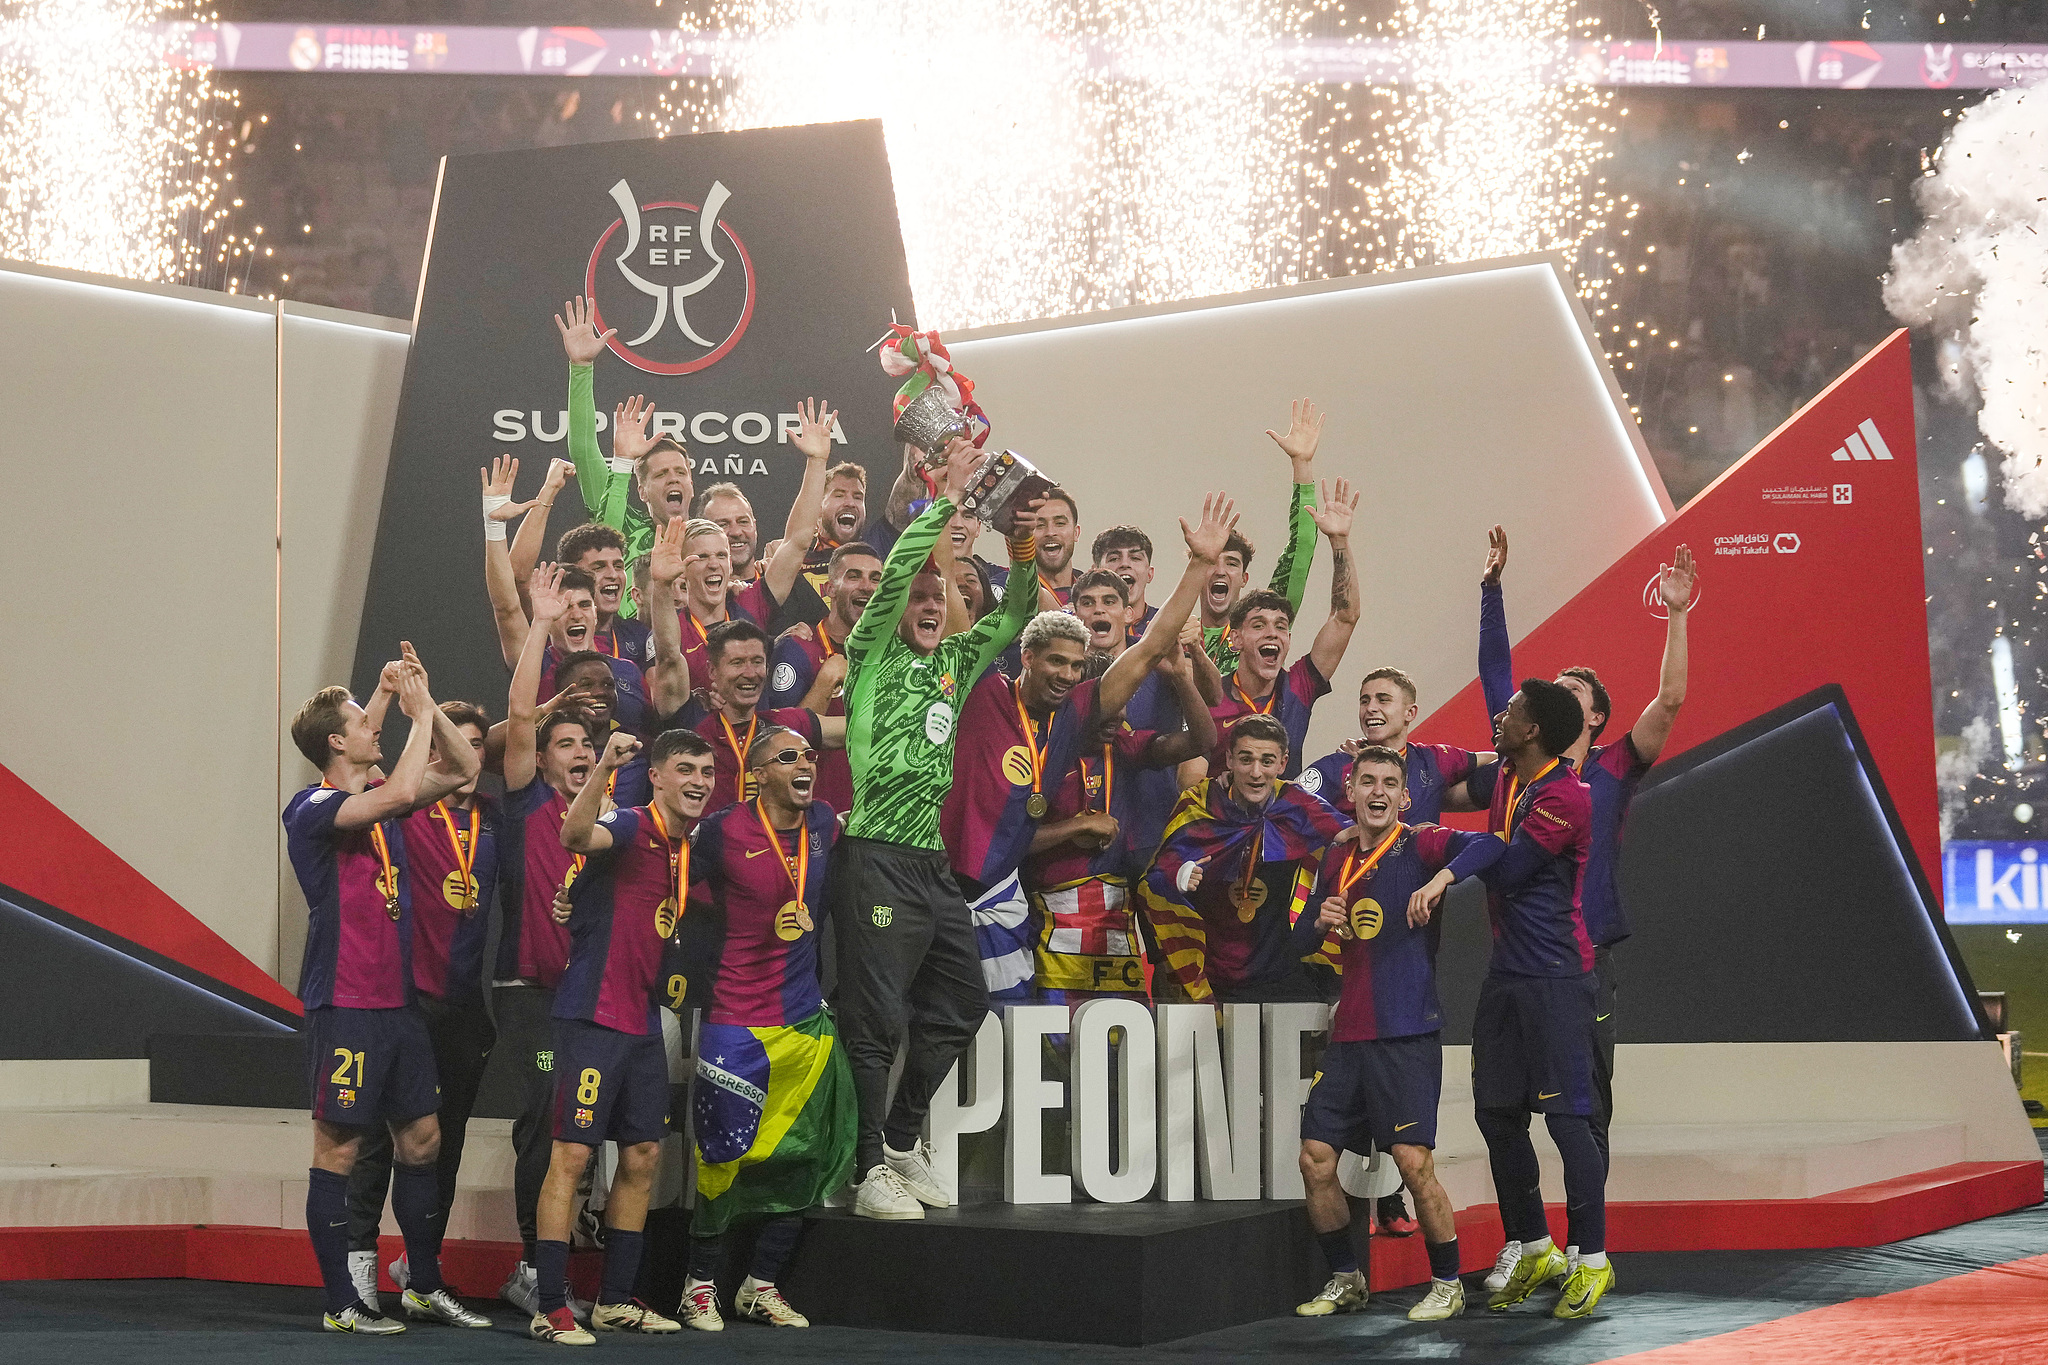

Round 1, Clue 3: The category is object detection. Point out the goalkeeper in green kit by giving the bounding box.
[827,443,1042,1221]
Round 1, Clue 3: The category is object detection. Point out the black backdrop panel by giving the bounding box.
[1438,691,1984,1045]
[352,120,915,715]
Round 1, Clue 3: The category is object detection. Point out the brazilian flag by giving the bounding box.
[691,1007,856,1235]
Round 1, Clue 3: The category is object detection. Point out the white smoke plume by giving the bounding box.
[1937,716,1994,841]
[1884,85,2048,516]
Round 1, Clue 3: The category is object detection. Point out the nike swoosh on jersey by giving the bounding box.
[1395,1122,1418,1132]
[1538,1091,1561,1100]
[746,848,770,858]
[1596,1013,1611,1022]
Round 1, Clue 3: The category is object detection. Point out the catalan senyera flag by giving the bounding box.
[691,1007,856,1235]
[1137,777,1348,1001]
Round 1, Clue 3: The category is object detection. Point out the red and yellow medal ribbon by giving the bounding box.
[754,799,812,934]
[432,799,481,914]
[1011,679,1048,801]
[1233,677,1275,716]
[1079,743,1115,813]
[646,801,689,936]
[719,711,758,797]
[324,779,400,918]
[1336,822,1403,899]
[1498,758,1560,840]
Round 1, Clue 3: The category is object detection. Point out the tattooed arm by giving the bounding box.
[1307,477,1363,683]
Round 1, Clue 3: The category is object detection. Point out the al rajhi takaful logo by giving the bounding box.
[584,178,756,376]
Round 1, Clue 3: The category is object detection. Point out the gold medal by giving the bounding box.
[1231,878,1267,922]
[774,900,804,941]
[1011,683,1051,823]
[1025,792,1049,819]
[442,870,479,910]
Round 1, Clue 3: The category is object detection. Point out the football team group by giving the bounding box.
[284,298,1696,1343]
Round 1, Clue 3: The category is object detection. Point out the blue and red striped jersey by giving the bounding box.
[285,783,413,1011]
[1207,656,1331,780]
[1578,736,1652,948]
[1469,758,1594,977]
[553,805,686,1037]
[396,797,498,1005]
[682,799,838,1027]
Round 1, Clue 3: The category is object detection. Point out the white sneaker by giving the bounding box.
[591,1298,681,1333]
[499,1260,540,1316]
[324,1301,405,1335]
[854,1163,926,1220]
[677,1278,725,1332]
[1408,1278,1466,1321]
[1295,1269,1368,1317]
[1484,1239,1523,1293]
[529,1307,594,1346]
[346,1250,380,1313]
[402,1286,492,1328]
[735,1277,809,1327]
[883,1138,952,1207]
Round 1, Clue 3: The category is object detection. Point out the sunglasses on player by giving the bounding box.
[765,746,816,766]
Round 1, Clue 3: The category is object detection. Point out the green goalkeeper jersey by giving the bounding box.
[1204,480,1318,673]
[565,362,656,614]
[843,498,1036,850]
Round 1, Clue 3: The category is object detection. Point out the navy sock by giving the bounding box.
[536,1238,571,1314]
[1545,1112,1607,1256]
[688,1233,724,1283]
[748,1215,804,1282]
[306,1167,357,1314]
[1316,1226,1358,1275]
[599,1228,644,1305]
[389,1162,445,1294]
[1476,1107,1547,1243]
[1427,1238,1461,1282]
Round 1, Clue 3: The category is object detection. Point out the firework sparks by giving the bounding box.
[0,0,234,283]
[654,2,1624,336]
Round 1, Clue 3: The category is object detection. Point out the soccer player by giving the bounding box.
[483,457,654,741]
[671,727,853,1331]
[827,447,1039,1221]
[942,493,1238,1001]
[493,569,605,1320]
[1292,747,1504,1322]
[284,650,489,1334]
[768,541,884,813]
[344,696,499,1310]
[656,617,839,813]
[1091,524,1159,640]
[1201,399,1322,673]
[1202,478,1363,780]
[1025,624,1218,1004]
[1027,488,1081,605]
[794,459,869,593]
[528,728,716,1344]
[1424,679,1610,1319]
[1141,714,1349,1003]
[554,296,692,597]
[1302,525,1513,824]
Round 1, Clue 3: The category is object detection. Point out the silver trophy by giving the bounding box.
[959,449,1057,535]
[892,385,969,464]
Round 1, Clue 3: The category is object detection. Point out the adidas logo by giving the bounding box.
[1828,419,1894,462]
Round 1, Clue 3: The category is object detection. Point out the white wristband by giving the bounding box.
[1177,862,1200,893]
[483,517,507,541]
[607,456,634,475]
[483,491,511,540]
[483,492,512,515]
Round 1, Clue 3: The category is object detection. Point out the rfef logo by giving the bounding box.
[585,177,755,376]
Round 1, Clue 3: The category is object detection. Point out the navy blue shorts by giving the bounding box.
[307,1005,440,1126]
[1471,972,1598,1116]
[551,1016,671,1147]
[1300,1032,1443,1153]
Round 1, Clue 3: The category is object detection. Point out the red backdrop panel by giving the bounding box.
[1414,330,1938,897]
[0,761,303,1013]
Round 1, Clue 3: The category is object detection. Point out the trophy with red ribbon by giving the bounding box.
[879,323,1052,531]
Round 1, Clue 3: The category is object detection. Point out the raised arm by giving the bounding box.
[1306,477,1363,682]
[644,518,693,716]
[1099,493,1235,720]
[563,731,638,854]
[1263,399,1323,613]
[1631,544,1695,764]
[554,294,620,519]
[883,442,924,532]
[333,660,437,830]
[761,398,838,606]
[509,457,577,614]
[1479,524,1514,723]
[482,455,543,673]
[1144,628,1220,766]
[404,642,483,807]
[504,562,564,792]
[800,653,848,713]
[964,501,1041,679]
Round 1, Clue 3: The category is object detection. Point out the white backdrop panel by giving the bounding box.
[949,257,1669,763]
